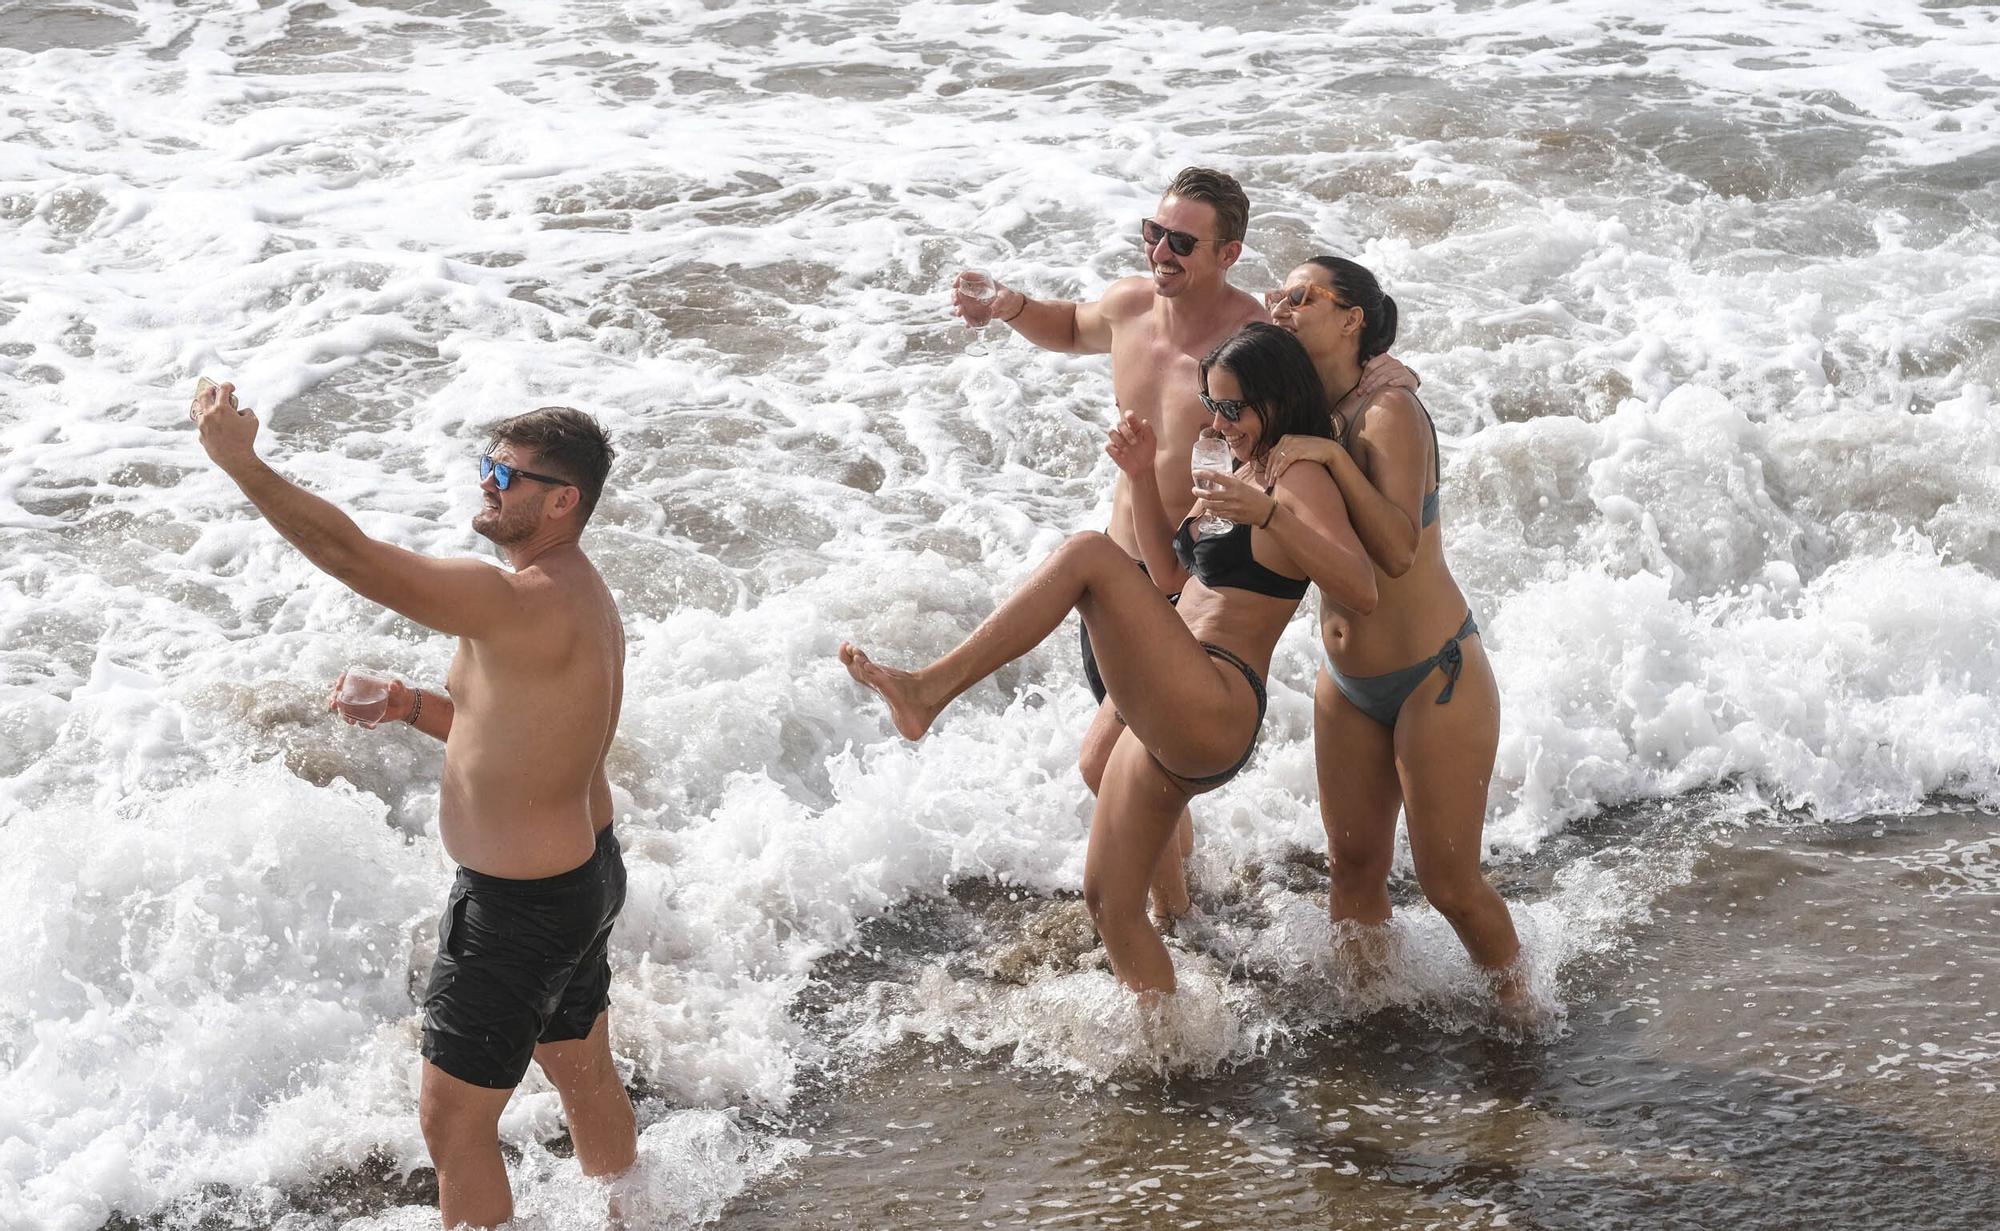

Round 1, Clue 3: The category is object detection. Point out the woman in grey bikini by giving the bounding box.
[842,324,1377,998]
[1264,257,1525,1011]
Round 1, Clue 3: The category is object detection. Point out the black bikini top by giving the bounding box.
[1173,469,1309,601]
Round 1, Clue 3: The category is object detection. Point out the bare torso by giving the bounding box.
[1319,395,1473,672]
[1173,580,1298,684]
[1102,277,1266,556]
[439,546,625,879]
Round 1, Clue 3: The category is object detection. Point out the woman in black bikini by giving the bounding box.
[842,323,1376,996]
[1264,257,1525,1011]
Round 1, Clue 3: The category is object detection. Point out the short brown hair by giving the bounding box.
[1165,167,1249,245]
[486,406,615,524]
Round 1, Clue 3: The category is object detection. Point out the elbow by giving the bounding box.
[1346,573,1380,615]
[1062,306,1090,354]
[322,542,368,585]
[319,532,380,589]
[1146,554,1191,596]
[1375,530,1419,579]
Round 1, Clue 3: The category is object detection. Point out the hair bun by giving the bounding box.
[1362,294,1398,360]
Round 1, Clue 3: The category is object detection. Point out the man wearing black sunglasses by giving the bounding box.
[192,389,633,1231]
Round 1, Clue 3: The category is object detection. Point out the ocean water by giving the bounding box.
[1,0,1996,1228]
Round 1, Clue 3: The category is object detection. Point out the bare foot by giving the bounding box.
[1329,917,1392,995]
[1492,962,1537,1034]
[839,643,941,740]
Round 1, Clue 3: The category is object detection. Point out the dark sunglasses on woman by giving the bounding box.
[1198,391,1253,422]
[1140,218,1212,258]
[479,455,569,491]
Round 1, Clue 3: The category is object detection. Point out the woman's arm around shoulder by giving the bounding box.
[1331,388,1433,577]
[1263,461,1377,614]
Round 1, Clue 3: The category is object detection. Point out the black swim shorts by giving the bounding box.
[421,824,627,1089]
[1079,558,1176,705]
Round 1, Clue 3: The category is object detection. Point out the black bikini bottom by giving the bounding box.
[1149,642,1268,793]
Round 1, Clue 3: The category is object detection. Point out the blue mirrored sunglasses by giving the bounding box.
[479,455,569,491]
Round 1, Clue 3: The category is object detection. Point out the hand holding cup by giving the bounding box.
[1189,464,1277,532]
[328,670,412,729]
[190,377,260,471]
[951,271,1002,326]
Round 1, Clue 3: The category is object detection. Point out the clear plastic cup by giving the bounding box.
[334,669,392,728]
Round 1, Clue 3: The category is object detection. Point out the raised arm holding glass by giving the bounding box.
[189,385,633,1230]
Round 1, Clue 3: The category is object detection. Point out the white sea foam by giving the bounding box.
[3,0,1997,1224]
[857,954,1262,1082]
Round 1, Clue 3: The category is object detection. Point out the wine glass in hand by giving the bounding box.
[1191,429,1235,536]
[956,271,998,355]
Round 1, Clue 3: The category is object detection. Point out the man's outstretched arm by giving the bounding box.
[954,273,1124,355]
[194,382,517,639]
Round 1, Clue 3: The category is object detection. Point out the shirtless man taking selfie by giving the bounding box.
[191,385,630,1231]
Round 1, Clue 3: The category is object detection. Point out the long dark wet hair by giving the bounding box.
[1199,322,1335,466]
[1306,255,1398,362]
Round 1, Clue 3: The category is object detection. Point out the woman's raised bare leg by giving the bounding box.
[842,531,1215,749]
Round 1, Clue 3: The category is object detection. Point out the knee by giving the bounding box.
[419,1092,495,1158]
[1081,873,1140,930]
[1064,529,1119,556]
[1414,864,1494,926]
[1081,874,1108,925]
[1058,530,1128,575]
[1327,843,1392,897]
[535,1051,604,1098]
[1079,750,1105,795]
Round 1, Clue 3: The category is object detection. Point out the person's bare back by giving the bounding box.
[439,544,624,880]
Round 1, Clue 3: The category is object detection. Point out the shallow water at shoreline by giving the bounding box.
[728,808,2000,1230]
[93,807,2000,1229]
